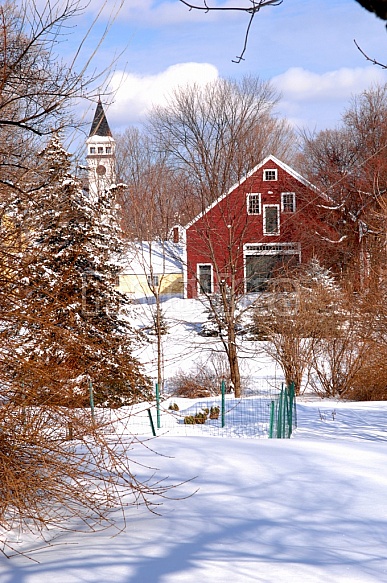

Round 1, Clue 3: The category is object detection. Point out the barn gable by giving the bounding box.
[183,155,323,298]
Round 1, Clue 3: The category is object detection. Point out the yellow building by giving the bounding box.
[117,241,184,300]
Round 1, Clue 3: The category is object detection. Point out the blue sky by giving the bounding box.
[69,0,387,141]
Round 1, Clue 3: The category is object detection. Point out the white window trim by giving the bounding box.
[281,192,296,213]
[263,168,278,181]
[197,263,213,295]
[244,242,301,256]
[247,192,261,215]
[263,204,280,236]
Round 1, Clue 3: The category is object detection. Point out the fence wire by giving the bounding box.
[117,382,296,439]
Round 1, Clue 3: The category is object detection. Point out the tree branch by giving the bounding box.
[179,0,283,62]
[354,39,387,69]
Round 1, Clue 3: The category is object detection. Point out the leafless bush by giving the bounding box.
[309,334,371,398]
[167,351,252,398]
[308,286,386,399]
[168,354,233,398]
[347,345,387,400]
[253,263,344,395]
[0,403,178,558]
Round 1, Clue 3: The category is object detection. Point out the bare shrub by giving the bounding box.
[308,288,383,399]
[309,334,372,398]
[168,354,232,398]
[348,347,387,400]
[0,404,176,558]
[253,261,343,395]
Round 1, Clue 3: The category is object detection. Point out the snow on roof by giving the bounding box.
[120,241,184,275]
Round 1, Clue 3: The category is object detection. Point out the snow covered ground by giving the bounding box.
[2,297,387,582]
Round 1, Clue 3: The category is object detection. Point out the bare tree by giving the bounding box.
[149,76,296,210]
[115,127,190,395]
[299,84,387,288]
[115,126,196,240]
[148,76,296,397]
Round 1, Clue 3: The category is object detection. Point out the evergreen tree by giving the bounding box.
[15,134,150,407]
[302,257,338,292]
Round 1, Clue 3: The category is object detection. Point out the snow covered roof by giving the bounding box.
[120,241,184,275]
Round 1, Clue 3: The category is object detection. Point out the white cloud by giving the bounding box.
[107,62,219,127]
[272,66,387,130]
[273,66,387,102]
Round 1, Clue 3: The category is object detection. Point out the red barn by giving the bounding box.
[183,155,327,299]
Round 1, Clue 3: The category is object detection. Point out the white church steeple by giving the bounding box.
[86,99,116,201]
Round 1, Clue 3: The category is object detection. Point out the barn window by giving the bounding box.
[263,169,277,181]
[106,147,112,154]
[263,205,280,235]
[90,146,96,154]
[244,242,301,292]
[247,193,261,215]
[281,192,296,213]
[197,264,212,294]
[98,147,104,154]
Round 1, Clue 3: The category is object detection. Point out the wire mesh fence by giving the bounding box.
[111,380,297,439]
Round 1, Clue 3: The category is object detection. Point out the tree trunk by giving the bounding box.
[228,329,241,397]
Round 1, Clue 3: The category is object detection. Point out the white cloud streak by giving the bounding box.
[273,66,387,102]
[272,66,387,129]
[107,62,219,127]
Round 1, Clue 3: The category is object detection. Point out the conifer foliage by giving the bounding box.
[15,134,150,407]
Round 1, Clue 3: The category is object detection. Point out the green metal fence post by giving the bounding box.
[89,379,95,422]
[156,383,161,429]
[88,378,95,423]
[221,379,226,428]
[287,382,295,437]
[269,400,275,438]
[147,408,156,436]
[277,385,284,438]
[286,382,294,437]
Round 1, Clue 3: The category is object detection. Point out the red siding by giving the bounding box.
[185,158,323,298]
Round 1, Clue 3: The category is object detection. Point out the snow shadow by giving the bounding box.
[3,437,387,582]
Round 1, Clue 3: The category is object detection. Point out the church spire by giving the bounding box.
[86,99,116,201]
[89,98,112,138]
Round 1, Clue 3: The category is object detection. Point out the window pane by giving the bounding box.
[248,194,260,214]
[198,265,212,294]
[282,193,295,212]
[265,207,279,234]
[246,254,299,292]
[264,169,277,181]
